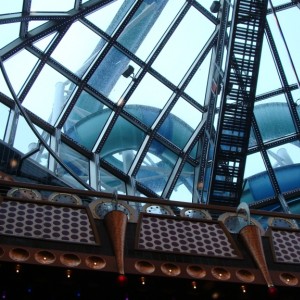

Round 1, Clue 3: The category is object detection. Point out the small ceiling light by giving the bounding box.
[15,264,21,273]
[122,65,135,79]
[10,158,19,168]
[191,281,197,290]
[212,291,220,299]
[66,269,72,278]
[210,1,221,13]
[140,276,146,285]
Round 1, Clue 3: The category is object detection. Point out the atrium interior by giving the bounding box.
[0,0,300,299]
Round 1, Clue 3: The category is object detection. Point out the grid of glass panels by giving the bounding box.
[0,0,299,212]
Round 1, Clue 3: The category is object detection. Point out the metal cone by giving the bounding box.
[239,224,274,287]
[104,210,128,275]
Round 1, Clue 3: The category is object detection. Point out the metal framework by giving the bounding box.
[0,0,299,211]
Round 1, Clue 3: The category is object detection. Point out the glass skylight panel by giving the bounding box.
[267,0,291,8]
[31,0,75,12]
[64,91,112,150]
[100,116,146,173]
[267,12,298,86]
[134,0,185,61]
[0,103,9,140]
[86,0,134,36]
[30,132,51,169]
[51,21,102,76]
[109,61,141,103]
[4,49,39,95]
[244,151,268,184]
[28,21,48,31]
[152,7,214,86]
[240,169,276,204]
[13,116,43,154]
[57,142,89,189]
[33,32,57,52]
[99,166,126,194]
[171,97,202,130]
[22,64,73,125]
[254,99,296,143]
[115,0,177,59]
[124,73,173,125]
[169,161,194,202]
[194,1,217,13]
[0,70,13,97]
[184,51,212,106]
[136,143,177,196]
[256,36,283,94]
[0,0,23,14]
[0,23,20,49]
[276,7,300,84]
[88,46,131,99]
[267,143,300,169]
[267,143,300,194]
[157,98,201,150]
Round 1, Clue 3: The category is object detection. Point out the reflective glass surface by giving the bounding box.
[0,0,300,212]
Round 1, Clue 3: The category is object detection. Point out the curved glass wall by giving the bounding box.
[0,0,300,213]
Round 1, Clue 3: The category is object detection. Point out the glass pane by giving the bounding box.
[267,143,300,194]
[254,99,295,143]
[4,49,39,94]
[109,60,141,103]
[0,23,20,49]
[276,7,300,84]
[101,116,146,173]
[117,1,179,60]
[248,126,257,148]
[51,21,102,76]
[28,21,47,31]
[267,143,300,168]
[0,1,23,14]
[22,64,74,124]
[31,0,75,12]
[30,132,51,169]
[0,103,10,140]
[57,142,89,188]
[88,47,132,99]
[256,37,282,95]
[243,152,275,202]
[100,166,126,194]
[244,152,265,179]
[169,161,194,202]
[267,12,297,86]
[86,0,134,35]
[137,140,177,196]
[158,99,200,150]
[0,69,13,97]
[33,32,57,52]
[13,115,42,154]
[124,73,173,124]
[194,0,217,12]
[135,0,185,60]
[152,7,214,85]
[64,91,112,150]
[184,50,212,106]
[171,97,202,130]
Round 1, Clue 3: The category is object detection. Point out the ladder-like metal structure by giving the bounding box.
[208,0,268,206]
